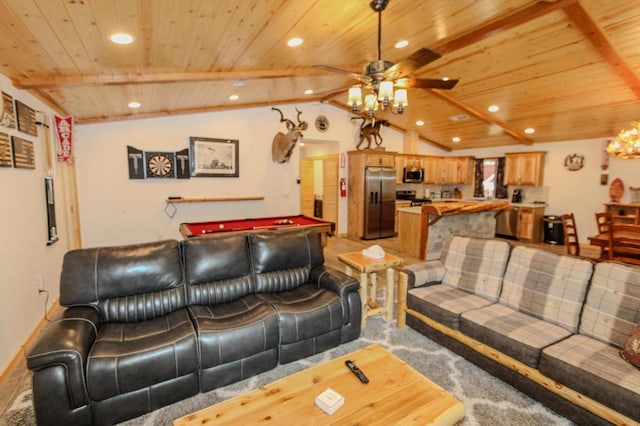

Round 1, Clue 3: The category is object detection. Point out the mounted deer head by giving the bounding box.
[271,107,308,163]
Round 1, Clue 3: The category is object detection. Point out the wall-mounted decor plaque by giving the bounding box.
[11,136,35,168]
[15,100,37,136]
[0,132,11,167]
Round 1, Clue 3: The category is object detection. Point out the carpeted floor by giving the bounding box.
[2,316,574,425]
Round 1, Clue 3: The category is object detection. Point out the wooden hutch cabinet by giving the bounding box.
[504,151,546,186]
[604,203,640,224]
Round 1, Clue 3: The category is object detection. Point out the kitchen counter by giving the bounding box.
[397,201,509,260]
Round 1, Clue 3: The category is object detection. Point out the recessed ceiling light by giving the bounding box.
[287,37,303,47]
[452,136,461,143]
[488,105,500,112]
[395,40,409,48]
[229,95,239,101]
[416,120,425,126]
[128,101,141,108]
[524,128,535,134]
[442,77,450,81]
[304,89,314,95]
[110,33,134,44]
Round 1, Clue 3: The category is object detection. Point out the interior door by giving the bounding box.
[300,158,314,216]
[321,156,338,227]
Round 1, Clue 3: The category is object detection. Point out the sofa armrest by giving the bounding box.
[310,265,359,295]
[310,265,360,323]
[27,307,100,408]
[400,260,445,290]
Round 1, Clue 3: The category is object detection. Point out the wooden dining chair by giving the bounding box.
[594,212,612,259]
[561,213,581,257]
[608,223,640,266]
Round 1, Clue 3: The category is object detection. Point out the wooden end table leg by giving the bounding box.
[369,272,377,306]
[397,271,407,328]
[385,266,394,320]
[359,271,368,328]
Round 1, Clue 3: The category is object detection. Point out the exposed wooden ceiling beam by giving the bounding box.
[12,69,327,89]
[563,2,640,99]
[327,100,452,152]
[427,89,533,145]
[433,0,579,55]
[75,97,322,124]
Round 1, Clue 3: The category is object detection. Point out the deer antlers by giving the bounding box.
[271,107,308,163]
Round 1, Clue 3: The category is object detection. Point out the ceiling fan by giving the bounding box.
[315,0,458,114]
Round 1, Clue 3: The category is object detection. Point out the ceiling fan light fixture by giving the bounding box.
[378,81,394,106]
[393,89,408,109]
[348,87,363,111]
[364,94,378,118]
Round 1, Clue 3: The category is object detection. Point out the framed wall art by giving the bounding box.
[15,100,37,136]
[189,137,239,177]
[11,136,35,169]
[1,92,16,128]
[0,132,11,167]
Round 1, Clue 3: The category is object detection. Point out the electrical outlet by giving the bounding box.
[36,276,44,292]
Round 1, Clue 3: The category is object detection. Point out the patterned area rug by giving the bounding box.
[3,317,574,425]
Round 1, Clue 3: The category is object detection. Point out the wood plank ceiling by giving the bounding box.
[1,0,639,151]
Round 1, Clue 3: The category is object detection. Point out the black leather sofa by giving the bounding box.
[26,229,361,425]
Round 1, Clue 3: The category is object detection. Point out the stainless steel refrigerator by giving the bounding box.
[364,166,396,239]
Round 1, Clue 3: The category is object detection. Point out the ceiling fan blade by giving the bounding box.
[401,77,459,90]
[313,65,367,82]
[384,48,442,79]
[313,85,352,98]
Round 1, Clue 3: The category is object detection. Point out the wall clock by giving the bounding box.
[145,151,176,178]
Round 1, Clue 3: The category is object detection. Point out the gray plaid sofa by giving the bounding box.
[398,236,640,425]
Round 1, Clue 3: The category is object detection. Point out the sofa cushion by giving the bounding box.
[499,246,593,333]
[182,235,255,305]
[86,308,199,401]
[539,334,640,421]
[407,284,496,329]
[460,303,573,367]
[258,284,343,344]
[440,236,511,302]
[61,240,185,321]
[249,230,324,293]
[579,261,640,347]
[188,294,279,369]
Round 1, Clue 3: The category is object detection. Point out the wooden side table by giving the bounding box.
[337,251,403,327]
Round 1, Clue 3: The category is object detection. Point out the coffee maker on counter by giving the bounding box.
[512,189,523,203]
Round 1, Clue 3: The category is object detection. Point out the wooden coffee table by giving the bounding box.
[173,343,465,425]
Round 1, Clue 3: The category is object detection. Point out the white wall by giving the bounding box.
[0,74,70,373]
[75,103,404,247]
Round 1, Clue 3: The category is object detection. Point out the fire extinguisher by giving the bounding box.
[340,178,347,197]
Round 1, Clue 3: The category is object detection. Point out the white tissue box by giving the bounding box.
[362,245,385,259]
[315,388,344,415]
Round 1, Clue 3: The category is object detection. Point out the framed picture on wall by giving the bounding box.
[189,137,239,177]
[15,100,37,136]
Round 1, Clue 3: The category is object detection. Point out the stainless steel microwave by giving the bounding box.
[403,167,424,183]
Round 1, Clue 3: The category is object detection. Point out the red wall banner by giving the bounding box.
[54,115,73,162]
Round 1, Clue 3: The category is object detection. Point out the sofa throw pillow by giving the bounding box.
[620,326,640,368]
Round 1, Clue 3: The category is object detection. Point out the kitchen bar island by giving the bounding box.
[397,201,511,259]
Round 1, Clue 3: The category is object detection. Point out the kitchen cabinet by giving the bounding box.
[441,156,473,185]
[517,206,544,243]
[422,156,443,184]
[504,151,546,186]
[347,150,396,239]
[395,200,411,233]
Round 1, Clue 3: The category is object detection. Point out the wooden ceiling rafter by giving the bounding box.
[12,68,328,89]
[76,96,321,124]
[427,89,533,145]
[563,2,640,99]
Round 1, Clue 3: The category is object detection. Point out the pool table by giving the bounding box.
[179,215,335,246]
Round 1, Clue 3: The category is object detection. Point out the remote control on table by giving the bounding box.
[345,360,369,384]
